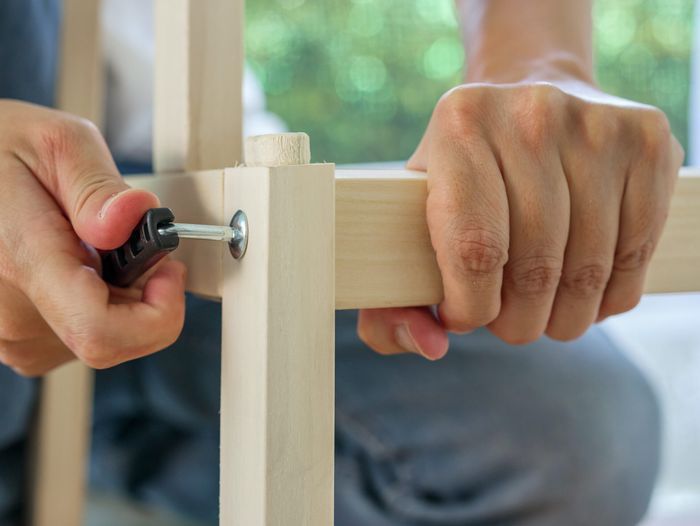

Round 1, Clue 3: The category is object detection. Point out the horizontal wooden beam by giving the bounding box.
[128,168,700,308]
[335,170,441,308]
[128,170,225,299]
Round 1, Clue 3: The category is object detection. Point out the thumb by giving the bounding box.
[357,307,449,360]
[32,117,159,250]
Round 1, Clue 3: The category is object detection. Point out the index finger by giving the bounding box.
[19,210,186,368]
[31,251,186,368]
[422,135,510,333]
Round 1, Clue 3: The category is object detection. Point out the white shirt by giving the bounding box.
[101,0,285,164]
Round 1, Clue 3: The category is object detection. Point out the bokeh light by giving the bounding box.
[247,0,695,163]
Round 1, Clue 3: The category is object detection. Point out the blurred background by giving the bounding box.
[245,1,700,525]
[246,0,695,164]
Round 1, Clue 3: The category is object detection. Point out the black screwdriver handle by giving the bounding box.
[102,208,180,288]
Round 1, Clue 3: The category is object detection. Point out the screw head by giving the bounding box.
[229,210,248,259]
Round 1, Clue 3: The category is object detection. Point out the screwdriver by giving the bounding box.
[101,207,248,288]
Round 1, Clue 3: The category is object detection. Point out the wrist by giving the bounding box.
[465,52,596,87]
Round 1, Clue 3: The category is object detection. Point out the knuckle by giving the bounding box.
[579,105,621,153]
[70,172,117,223]
[66,329,115,370]
[449,227,509,277]
[560,263,610,299]
[520,82,564,110]
[546,323,587,343]
[512,83,563,151]
[436,86,486,118]
[492,327,542,346]
[547,331,582,343]
[671,136,686,166]
[637,109,672,157]
[442,303,499,333]
[0,318,27,343]
[602,294,642,317]
[25,115,110,195]
[80,351,115,370]
[507,255,562,299]
[37,116,100,163]
[614,240,655,272]
[434,87,489,138]
[0,342,39,377]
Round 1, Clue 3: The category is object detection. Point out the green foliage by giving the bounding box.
[595,0,694,153]
[246,0,695,163]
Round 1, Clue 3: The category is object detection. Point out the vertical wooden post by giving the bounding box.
[56,0,104,129]
[221,134,336,524]
[153,0,243,295]
[31,1,102,525]
[154,0,244,172]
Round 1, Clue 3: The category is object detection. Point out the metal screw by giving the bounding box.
[229,210,248,259]
[157,210,249,260]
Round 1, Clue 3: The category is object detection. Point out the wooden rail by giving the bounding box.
[129,167,700,308]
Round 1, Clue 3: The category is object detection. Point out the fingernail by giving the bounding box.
[395,324,423,356]
[98,191,124,219]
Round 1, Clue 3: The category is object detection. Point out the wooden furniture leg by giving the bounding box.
[221,134,336,524]
[30,1,102,525]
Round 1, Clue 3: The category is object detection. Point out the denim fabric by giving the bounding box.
[87,306,660,526]
[0,0,60,107]
[0,2,60,524]
[333,312,659,526]
[90,295,222,522]
[0,369,36,526]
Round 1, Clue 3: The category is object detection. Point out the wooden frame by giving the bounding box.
[130,168,700,306]
[31,0,700,525]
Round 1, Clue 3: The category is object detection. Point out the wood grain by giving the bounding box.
[221,164,335,525]
[335,170,442,309]
[244,133,311,167]
[56,0,104,128]
[646,169,700,293]
[129,167,700,306]
[154,0,244,172]
[128,171,225,299]
[30,361,93,526]
[31,1,102,525]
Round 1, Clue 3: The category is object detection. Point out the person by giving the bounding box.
[0,0,684,525]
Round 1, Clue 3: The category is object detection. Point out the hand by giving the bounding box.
[0,100,186,376]
[358,80,684,358]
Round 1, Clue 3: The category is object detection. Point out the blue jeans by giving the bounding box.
[0,297,659,526]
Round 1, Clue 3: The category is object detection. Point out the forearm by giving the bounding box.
[457,0,595,85]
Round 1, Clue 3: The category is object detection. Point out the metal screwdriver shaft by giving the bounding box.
[158,223,239,243]
[102,208,249,288]
[158,210,249,260]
